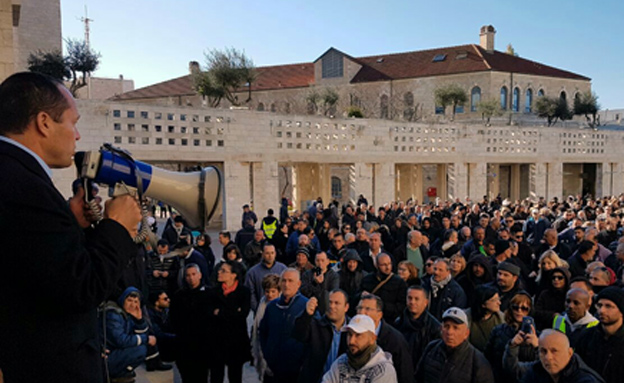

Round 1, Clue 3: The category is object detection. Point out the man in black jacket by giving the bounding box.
[293,290,349,383]
[394,286,440,373]
[568,240,598,278]
[0,72,141,383]
[357,295,414,383]
[360,253,407,323]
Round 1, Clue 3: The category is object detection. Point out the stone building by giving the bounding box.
[112,26,591,123]
[0,0,61,81]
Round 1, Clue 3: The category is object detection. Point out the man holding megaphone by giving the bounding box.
[0,72,142,383]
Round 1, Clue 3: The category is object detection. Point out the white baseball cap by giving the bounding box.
[342,314,376,334]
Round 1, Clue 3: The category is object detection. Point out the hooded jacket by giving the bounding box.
[103,287,149,350]
[321,345,397,383]
[534,267,570,330]
[457,255,494,303]
[394,308,440,372]
[339,250,366,316]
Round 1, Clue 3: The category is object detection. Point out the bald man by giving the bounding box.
[552,288,599,346]
[504,329,604,383]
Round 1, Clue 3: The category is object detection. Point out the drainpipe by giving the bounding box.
[508,72,513,125]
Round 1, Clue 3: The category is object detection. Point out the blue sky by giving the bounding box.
[61,0,623,109]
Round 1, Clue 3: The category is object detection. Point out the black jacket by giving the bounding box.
[575,324,624,383]
[416,339,495,383]
[456,255,494,304]
[485,323,538,382]
[0,140,137,383]
[292,312,348,383]
[394,308,440,372]
[422,278,468,320]
[169,285,211,360]
[568,253,590,279]
[208,283,252,364]
[377,320,415,383]
[360,272,407,323]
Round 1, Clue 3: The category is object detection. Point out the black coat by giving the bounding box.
[422,278,468,320]
[360,272,407,323]
[292,312,348,383]
[394,309,440,372]
[0,141,137,383]
[519,354,604,383]
[416,339,495,383]
[208,283,252,364]
[485,323,537,382]
[377,320,415,383]
[575,324,624,383]
[169,285,211,360]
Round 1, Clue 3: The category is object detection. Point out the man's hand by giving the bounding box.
[306,297,318,315]
[161,271,169,278]
[511,331,525,346]
[126,304,142,320]
[313,272,324,285]
[104,195,142,237]
[148,335,157,346]
[69,186,102,228]
[524,325,538,347]
[152,270,161,278]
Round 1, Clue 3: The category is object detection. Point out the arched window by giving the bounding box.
[512,87,520,112]
[471,86,481,112]
[500,86,508,110]
[380,94,389,119]
[560,91,567,102]
[270,103,276,113]
[525,89,533,113]
[257,103,264,111]
[331,176,342,199]
[284,102,291,114]
[537,89,544,97]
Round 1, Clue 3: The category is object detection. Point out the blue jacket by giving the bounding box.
[104,287,149,350]
[259,293,308,375]
[245,261,288,311]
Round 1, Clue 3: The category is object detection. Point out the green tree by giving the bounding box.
[535,96,573,126]
[27,38,100,97]
[574,91,600,128]
[193,47,257,107]
[305,88,339,116]
[477,99,503,126]
[434,84,468,120]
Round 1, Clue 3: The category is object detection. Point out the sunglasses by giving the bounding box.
[425,263,434,267]
[511,304,530,313]
[552,275,565,281]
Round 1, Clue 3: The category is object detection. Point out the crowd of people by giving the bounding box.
[103,192,624,383]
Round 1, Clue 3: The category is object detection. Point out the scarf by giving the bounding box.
[347,343,377,371]
[430,274,452,298]
[222,280,238,296]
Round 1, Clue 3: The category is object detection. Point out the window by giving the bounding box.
[155,112,162,120]
[193,127,199,134]
[142,137,149,145]
[404,92,414,106]
[322,50,344,78]
[180,114,187,121]
[168,138,175,145]
[114,123,121,131]
[167,113,175,121]
[525,89,533,113]
[217,140,224,147]
[380,95,389,119]
[140,111,148,118]
[113,110,121,117]
[141,124,149,132]
[127,111,135,118]
[404,92,414,120]
[181,139,188,146]
[168,126,175,133]
[435,105,445,115]
[538,89,545,97]
[192,115,199,122]
[306,102,316,115]
[194,139,200,146]
[114,136,121,144]
[331,176,342,199]
[204,116,211,122]
[500,86,508,110]
[270,103,276,113]
[206,140,212,146]
[455,105,464,114]
[156,138,162,145]
[257,103,264,111]
[432,54,447,62]
[181,127,187,134]
[284,103,291,114]
[471,87,481,112]
[155,125,162,132]
[560,91,567,102]
[127,124,135,131]
[512,87,520,112]
[128,137,136,144]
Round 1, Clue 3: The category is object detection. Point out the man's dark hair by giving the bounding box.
[570,276,592,290]
[329,288,349,304]
[148,290,166,306]
[407,285,427,295]
[578,240,595,255]
[219,231,231,239]
[267,208,274,215]
[0,72,70,135]
[360,294,384,312]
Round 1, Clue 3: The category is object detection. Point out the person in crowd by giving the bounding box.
[162,215,192,248]
[321,315,397,383]
[356,295,413,383]
[146,291,176,363]
[552,288,598,346]
[535,228,572,261]
[290,247,315,274]
[261,208,279,241]
[397,260,421,287]
[327,232,347,262]
[394,286,440,373]
[301,252,340,315]
[416,307,495,383]
[244,229,266,268]
[173,241,209,290]
[568,240,598,278]
[351,229,373,269]
[485,292,537,382]
[394,230,428,276]
[208,261,251,383]
[170,264,211,383]
[574,286,624,383]
[193,234,215,278]
[272,222,291,264]
[532,250,568,295]
[422,258,467,319]
[449,253,467,279]
[485,262,522,311]
[251,275,280,381]
[294,290,349,383]
[504,329,605,383]
[212,246,246,287]
[360,253,407,323]
[338,249,367,317]
[245,244,288,312]
[457,255,494,302]
[260,268,309,382]
[235,218,257,252]
[146,239,180,297]
[218,230,237,256]
[604,243,624,281]
[589,267,613,292]
[534,267,571,330]
[462,226,486,259]
[103,287,169,383]
[241,204,258,228]
[466,285,504,352]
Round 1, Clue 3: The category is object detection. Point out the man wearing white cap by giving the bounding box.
[416,307,494,383]
[322,315,397,383]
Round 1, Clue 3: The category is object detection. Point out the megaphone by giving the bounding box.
[74,144,222,230]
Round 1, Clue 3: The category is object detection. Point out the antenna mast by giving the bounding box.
[79,6,94,46]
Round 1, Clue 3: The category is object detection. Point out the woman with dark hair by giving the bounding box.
[317,219,331,252]
[465,285,504,352]
[194,234,215,277]
[211,247,245,287]
[533,266,570,330]
[272,223,290,264]
[397,260,420,287]
[208,261,251,383]
[485,292,538,382]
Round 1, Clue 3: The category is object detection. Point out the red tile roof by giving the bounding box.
[111,44,589,101]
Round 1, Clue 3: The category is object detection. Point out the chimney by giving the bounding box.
[189,61,200,74]
[479,25,496,53]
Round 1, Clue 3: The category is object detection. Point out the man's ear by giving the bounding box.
[34,111,53,138]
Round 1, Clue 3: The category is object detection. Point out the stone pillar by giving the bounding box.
[613,163,624,195]
[437,164,448,200]
[224,160,251,232]
[318,163,332,206]
[547,162,563,200]
[510,164,521,201]
[414,165,424,204]
[600,162,612,197]
[351,163,373,205]
[452,162,469,201]
[295,163,321,211]
[252,161,280,221]
[487,164,500,200]
[531,163,548,200]
[0,1,15,82]
[468,163,487,201]
[374,162,395,206]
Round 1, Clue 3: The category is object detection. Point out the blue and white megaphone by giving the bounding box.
[74,144,222,230]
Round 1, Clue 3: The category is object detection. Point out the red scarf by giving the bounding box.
[222,280,238,296]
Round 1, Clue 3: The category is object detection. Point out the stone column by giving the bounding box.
[510,164,521,201]
[468,162,487,201]
[547,162,563,200]
[613,163,624,195]
[374,162,395,206]
[487,164,500,200]
[414,165,424,204]
[600,162,612,197]
[295,163,321,211]
[437,164,448,200]
[252,161,280,221]
[318,163,332,206]
[224,160,251,232]
[453,162,469,201]
[351,163,373,205]
[531,163,548,200]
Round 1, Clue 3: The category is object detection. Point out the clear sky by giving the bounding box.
[61,0,623,109]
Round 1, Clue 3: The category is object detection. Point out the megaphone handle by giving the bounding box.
[83,178,103,223]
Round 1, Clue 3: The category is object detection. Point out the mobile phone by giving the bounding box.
[521,316,535,334]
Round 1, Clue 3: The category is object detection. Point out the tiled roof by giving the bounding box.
[112,44,589,101]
